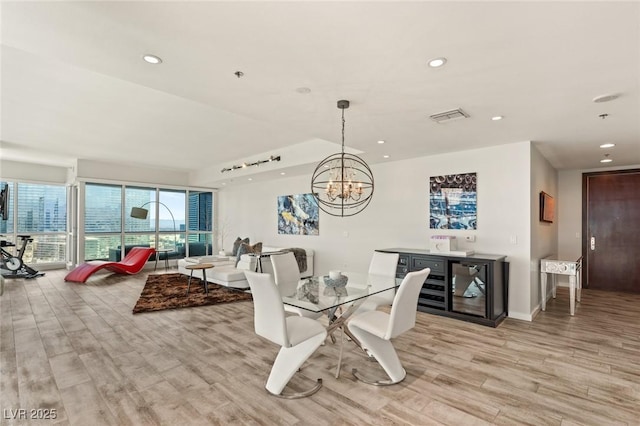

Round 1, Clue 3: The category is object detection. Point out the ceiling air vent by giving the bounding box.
[429,108,470,123]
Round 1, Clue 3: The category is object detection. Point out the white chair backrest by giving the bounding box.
[386,268,430,339]
[244,271,290,347]
[271,252,300,297]
[368,252,400,278]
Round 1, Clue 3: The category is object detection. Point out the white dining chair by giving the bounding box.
[245,271,327,398]
[326,252,400,355]
[353,251,400,314]
[271,252,323,319]
[348,267,430,385]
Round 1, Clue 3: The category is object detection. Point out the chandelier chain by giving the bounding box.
[341,108,346,154]
[310,99,374,217]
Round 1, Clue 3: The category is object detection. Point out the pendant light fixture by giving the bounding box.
[311,100,374,217]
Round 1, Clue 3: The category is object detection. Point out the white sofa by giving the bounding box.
[177,246,314,289]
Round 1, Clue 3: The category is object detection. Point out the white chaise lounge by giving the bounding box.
[177,246,314,289]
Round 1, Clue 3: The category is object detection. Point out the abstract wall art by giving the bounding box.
[430,173,477,230]
[277,193,319,235]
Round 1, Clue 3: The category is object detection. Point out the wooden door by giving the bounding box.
[583,170,640,292]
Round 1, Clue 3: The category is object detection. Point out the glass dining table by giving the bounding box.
[281,272,402,377]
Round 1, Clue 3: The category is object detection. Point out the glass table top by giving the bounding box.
[282,272,401,313]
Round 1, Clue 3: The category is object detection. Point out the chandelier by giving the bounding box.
[311,100,374,217]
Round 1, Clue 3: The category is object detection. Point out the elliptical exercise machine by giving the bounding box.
[1,235,45,279]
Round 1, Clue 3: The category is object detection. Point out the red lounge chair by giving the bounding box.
[65,247,156,283]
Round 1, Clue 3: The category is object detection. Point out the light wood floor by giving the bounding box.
[1,269,640,426]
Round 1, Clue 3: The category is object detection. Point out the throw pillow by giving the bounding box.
[232,237,250,256]
[235,242,263,266]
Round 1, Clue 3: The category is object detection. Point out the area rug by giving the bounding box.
[133,273,252,314]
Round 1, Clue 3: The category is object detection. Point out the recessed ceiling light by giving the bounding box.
[248,178,253,181]
[428,57,447,68]
[142,54,162,64]
[280,172,286,175]
[599,143,615,148]
[295,87,311,94]
[377,140,385,144]
[383,155,390,159]
[600,154,613,163]
[593,94,619,103]
[491,115,504,121]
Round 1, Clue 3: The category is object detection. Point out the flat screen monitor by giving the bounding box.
[0,183,9,221]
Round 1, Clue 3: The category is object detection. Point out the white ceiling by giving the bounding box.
[1,1,639,187]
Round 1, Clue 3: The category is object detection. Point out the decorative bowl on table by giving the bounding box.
[323,274,348,288]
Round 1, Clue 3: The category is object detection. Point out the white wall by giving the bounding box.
[530,145,558,314]
[219,141,534,319]
[76,159,190,187]
[558,169,583,261]
[0,158,194,188]
[0,159,68,183]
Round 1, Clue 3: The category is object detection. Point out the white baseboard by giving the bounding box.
[507,310,533,322]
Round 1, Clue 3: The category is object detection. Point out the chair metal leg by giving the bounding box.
[265,331,326,397]
[352,367,406,386]
[266,378,323,399]
[349,325,406,384]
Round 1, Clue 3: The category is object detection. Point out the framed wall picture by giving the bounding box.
[277,193,319,235]
[540,191,555,223]
[429,173,477,230]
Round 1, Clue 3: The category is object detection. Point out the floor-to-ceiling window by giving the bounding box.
[187,191,213,256]
[158,189,186,251]
[124,187,187,256]
[84,183,122,261]
[0,180,67,266]
[124,186,156,253]
[82,182,212,262]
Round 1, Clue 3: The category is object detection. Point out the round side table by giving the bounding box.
[184,263,214,295]
[155,249,172,271]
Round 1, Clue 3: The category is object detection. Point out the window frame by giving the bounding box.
[79,180,214,262]
[0,180,68,267]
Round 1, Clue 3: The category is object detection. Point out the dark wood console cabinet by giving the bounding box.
[378,248,508,327]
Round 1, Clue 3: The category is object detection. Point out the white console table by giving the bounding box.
[540,255,583,316]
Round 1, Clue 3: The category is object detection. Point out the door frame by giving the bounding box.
[581,168,640,289]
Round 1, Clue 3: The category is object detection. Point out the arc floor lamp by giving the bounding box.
[130,201,177,249]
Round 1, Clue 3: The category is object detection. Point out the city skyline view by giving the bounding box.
[1,181,213,264]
